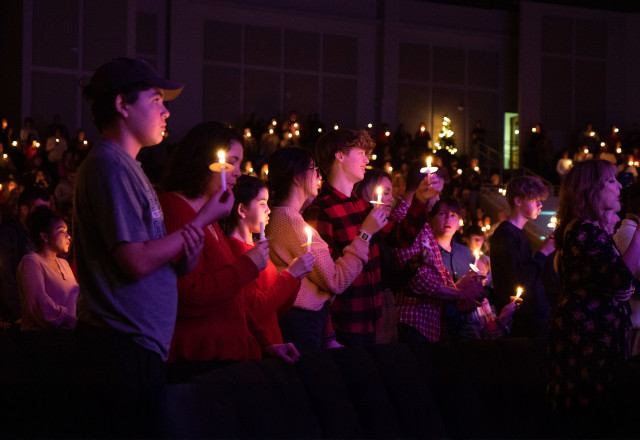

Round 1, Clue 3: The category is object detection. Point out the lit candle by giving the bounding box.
[376,186,382,204]
[516,286,523,299]
[218,150,226,191]
[55,138,59,143]
[387,166,393,173]
[260,221,265,241]
[474,250,480,265]
[305,226,312,252]
[426,156,432,183]
[372,154,377,161]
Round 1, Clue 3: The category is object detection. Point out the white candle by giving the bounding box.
[426,156,432,183]
[259,222,265,241]
[376,186,382,204]
[516,286,523,299]
[474,250,480,265]
[305,226,312,253]
[218,151,226,191]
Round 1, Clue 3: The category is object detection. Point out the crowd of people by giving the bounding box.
[1,57,640,437]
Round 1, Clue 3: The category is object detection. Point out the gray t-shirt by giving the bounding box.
[73,139,177,360]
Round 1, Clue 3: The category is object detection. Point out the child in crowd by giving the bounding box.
[227,174,314,348]
[489,175,555,338]
[355,167,399,343]
[392,166,484,343]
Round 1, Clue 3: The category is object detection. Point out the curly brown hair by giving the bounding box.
[314,128,375,177]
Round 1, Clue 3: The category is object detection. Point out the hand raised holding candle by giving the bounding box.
[361,205,389,235]
[415,172,443,203]
[192,187,235,228]
[286,252,315,279]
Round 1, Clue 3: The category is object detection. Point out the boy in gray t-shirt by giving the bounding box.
[73,58,234,436]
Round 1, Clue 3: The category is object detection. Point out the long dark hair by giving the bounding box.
[163,121,242,198]
[267,147,314,207]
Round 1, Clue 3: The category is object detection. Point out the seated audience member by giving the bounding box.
[490,176,555,338]
[393,161,484,343]
[355,167,399,343]
[226,174,314,346]
[0,186,51,326]
[614,182,640,356]
[267,147,383,350]
[304,130,437,346]
[160,121,299,373]
[17,206,78,330]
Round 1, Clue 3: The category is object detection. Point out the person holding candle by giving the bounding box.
[393,162,484,343]
[305,130,439,346]
[161,121,301,373]
[267,147,387,350]
[548,160,640,435]
[355,167,401,343]
[490,175,555,338]
[226,174,315,347]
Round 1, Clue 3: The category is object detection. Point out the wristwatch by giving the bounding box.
[357,229,372,243]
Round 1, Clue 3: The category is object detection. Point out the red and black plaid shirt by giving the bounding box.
[393,208,455,342]
[303,183,427,334]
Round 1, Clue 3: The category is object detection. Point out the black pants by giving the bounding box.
[72,321,166,438]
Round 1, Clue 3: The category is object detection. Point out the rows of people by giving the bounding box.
[2,57,640,437]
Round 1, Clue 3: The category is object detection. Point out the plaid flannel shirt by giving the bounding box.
[303,183,427,334]
[393,198,455,342]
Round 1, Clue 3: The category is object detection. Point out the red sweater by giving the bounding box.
[159,192,266,362]
[228,237,300,345]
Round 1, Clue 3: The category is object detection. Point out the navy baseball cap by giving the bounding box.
[87,57,184,101]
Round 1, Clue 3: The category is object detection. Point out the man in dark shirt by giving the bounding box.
[490,176,555,338]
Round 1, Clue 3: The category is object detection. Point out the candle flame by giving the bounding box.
[516,287,523,298]
[218,150,226,164]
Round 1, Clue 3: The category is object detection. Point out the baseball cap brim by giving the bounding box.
[89,58,185,101]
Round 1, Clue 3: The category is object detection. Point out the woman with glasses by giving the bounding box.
[266,147,386,350]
